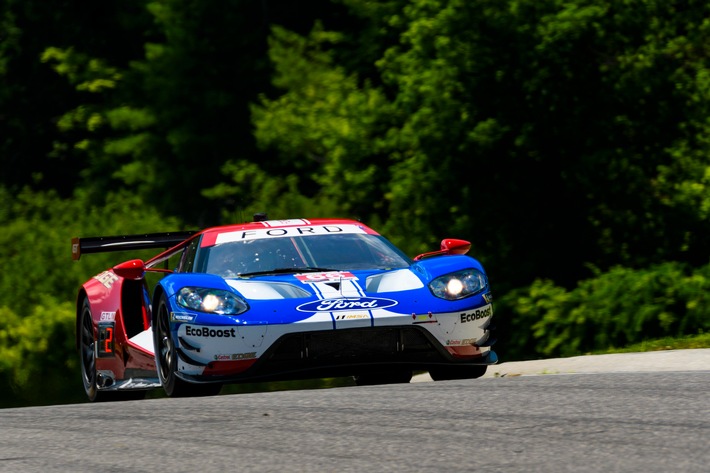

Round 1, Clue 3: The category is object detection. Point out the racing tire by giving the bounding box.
[154,294,223,397]
[429,364,487,381]
[353,370,412,386]
[79,298,146,402]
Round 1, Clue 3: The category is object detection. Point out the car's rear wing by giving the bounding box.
[71,231,197,260]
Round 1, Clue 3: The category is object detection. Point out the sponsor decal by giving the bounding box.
[213,352,257,361]
[295,271,357,283]
[483,292,493,304]
[120,380,159,389]
[446,338,476,346]
[171,312,196,322]
[233,352,257,360]
[296,297,398,313]
[334,314,370,320]
[216,224,366,244]
[94,271,119,289]
[460,305,493,323]
[99,311,116,322]
[184,325,236,338]
[412,313,437,324]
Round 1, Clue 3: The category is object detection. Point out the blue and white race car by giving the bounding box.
[73,217,497,400]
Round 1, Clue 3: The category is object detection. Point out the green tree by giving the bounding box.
[37,0,354,224]
[0,187,183,314]
[0,300,82,407]
[0,0,152,196]
[247,24,396,220]
[252,0,710,288]
[497,263,710,360]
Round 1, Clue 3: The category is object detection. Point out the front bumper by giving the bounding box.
[176,324,498,384]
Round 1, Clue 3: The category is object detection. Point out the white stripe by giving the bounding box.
[216,224,365,244]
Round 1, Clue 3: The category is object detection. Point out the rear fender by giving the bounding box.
[77,270,153,378]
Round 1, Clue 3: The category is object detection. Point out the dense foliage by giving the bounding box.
[498,263,710,360]
[1,0,709,406]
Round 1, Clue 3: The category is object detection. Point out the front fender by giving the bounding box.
[411,255,487,281]
[157,273,232,301]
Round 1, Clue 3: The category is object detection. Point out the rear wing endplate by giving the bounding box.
[71,231,197,260]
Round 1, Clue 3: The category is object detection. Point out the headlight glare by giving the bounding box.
[176,287,248,315]
[446,278,464,297]
[429,269,487,300]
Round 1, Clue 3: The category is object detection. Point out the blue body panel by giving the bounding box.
[157,254,489,327]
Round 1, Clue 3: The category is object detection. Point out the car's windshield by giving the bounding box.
[203,234,411,277]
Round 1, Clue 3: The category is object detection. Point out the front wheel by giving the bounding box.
[153,294,222,397]
[429,364,487,381]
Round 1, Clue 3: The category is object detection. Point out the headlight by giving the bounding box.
[429,269,487,300]
[176,287,248,315]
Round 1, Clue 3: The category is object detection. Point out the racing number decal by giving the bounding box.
[104,327,113,352]
[97,322,115,358]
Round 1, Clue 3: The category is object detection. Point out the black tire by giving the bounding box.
[429,364,487,381]
[154,294,222,397]
[354,370,412,386]
[79,298,146,402]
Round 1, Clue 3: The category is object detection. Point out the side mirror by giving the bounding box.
[440,238,471,255]
[113,259,146,280]
[414,238,472,261]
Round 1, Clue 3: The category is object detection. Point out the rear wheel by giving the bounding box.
[354,370,412,386]
[79,298,146,402]
[154,294,222,397]
[429,364,487,381]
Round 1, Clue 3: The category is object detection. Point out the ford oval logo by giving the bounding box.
[296,297,398,312]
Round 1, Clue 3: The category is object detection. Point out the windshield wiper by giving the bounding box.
[237,267,339,278]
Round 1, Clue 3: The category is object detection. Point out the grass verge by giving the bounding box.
[597,332,710,354]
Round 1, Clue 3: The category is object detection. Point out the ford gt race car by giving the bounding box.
[73,217,497,401]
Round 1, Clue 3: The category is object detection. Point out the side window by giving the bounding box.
[177,238,200,272]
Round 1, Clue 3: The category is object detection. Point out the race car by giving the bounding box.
[73,217,497,401]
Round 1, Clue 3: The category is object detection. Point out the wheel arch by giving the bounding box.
[151,284,168,326]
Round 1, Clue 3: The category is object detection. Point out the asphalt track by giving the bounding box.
[0,350,708,472]
[413,347,710,380]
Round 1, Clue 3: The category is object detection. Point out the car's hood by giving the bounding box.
[226,268,424,300]
[160,257,489,325]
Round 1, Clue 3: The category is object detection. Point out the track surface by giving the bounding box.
[0,371,708,472]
